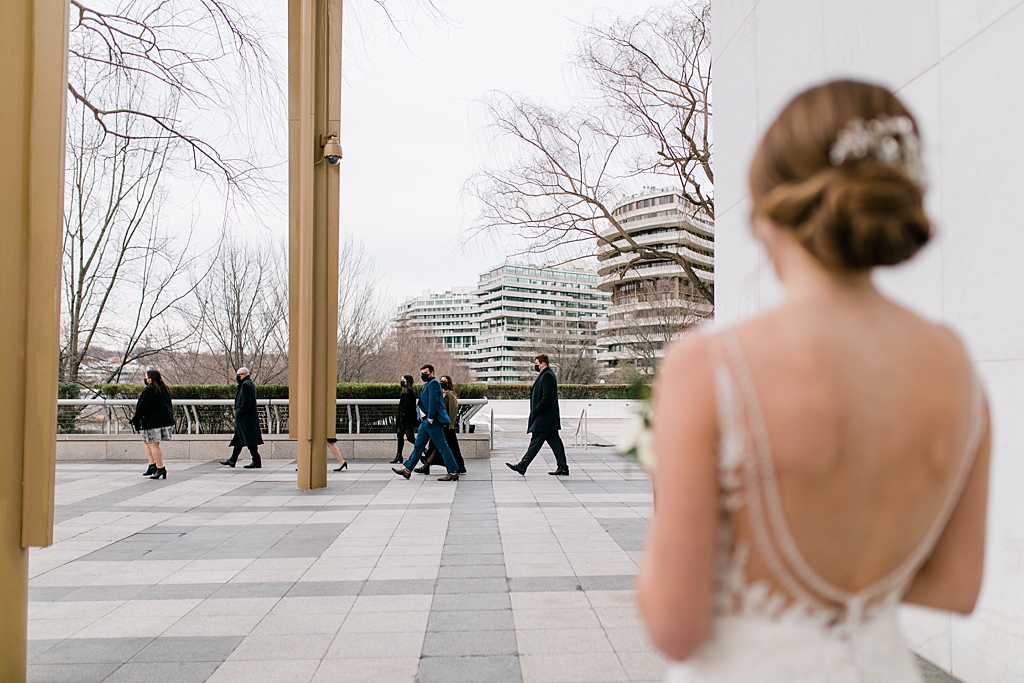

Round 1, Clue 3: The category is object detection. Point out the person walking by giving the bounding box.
[129,369,174,480]
[392,364,460,481]
[328,439,347,471]
[391,374,417,464]
[416,375,466,475]
[220,367,263,469]
[507,354,568,476]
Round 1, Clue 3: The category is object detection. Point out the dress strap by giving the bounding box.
[720,329,985,610]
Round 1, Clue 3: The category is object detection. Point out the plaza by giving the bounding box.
[26,426,663,683]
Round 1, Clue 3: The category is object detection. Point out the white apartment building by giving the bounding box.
[395,287,479,362]
[596,187,714,374]
[472,263,609,383]
[395,263,610,383]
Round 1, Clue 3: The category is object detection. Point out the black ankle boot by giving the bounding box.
[391,455,403,464]
[150,467,166,480]
[143,464,157,476]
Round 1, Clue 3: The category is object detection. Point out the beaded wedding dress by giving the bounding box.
[665,331,983,683]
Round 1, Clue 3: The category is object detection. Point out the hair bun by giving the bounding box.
[749,80,933,271]
[806,165,930,269]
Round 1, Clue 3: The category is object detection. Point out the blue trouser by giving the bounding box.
[404,419,458,473]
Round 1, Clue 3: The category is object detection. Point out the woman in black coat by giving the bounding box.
[391,374,418,464]
[130,370,175,480]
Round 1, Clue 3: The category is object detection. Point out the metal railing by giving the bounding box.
[57,398,488,436]
[574,409,588,448]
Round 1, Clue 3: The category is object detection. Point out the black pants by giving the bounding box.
[518,430,567,472]
[227,444,260,465]
[424,429,465,471]
[396,428,415,456]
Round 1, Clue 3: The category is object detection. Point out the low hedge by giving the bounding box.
[484,384,641,400]
[94,382,489,400]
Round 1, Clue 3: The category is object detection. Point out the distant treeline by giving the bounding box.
[68,382,644,400]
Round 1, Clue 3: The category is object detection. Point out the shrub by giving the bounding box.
[483,384,635,399]
[93,382,490,400]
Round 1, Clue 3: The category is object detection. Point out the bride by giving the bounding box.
[638,80,991,682]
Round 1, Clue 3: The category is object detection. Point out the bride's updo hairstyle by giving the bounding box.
[749,80,931,270]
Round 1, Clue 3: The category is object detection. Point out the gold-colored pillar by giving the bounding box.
[0,0,68,679]
[288,0,342,489]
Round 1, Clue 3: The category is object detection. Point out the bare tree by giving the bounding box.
[187,234,289,383]
[61,71,206,386]
[466,1,714,308]
[67,0,281,191]
[600,276,707,378]
[336,233,393,382]
[576,1,712,217]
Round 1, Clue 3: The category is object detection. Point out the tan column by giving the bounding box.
[0,0,68,679]
[288,0,342,490]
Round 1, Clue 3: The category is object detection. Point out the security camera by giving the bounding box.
[321,133,342,165]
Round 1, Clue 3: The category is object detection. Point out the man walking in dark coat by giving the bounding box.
[507,354,569,476]
[391,364,461,481]
[220,367,263,469]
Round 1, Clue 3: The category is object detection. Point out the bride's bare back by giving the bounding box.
[729,290,986,601]
[638,81,991,666]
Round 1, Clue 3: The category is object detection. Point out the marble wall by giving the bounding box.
[711,1,1024,680]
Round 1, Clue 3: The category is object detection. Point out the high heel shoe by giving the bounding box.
[333,462,348,472]
[149,467,166,480]
[390,455,403,464]
[143,464,157,476]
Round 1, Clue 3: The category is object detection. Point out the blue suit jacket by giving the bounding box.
[418,378,451,424]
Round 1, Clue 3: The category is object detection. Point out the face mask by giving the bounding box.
[534,364,541,373]
[420,372,431,383]
[400,381,406,387]
[236,374,243,383]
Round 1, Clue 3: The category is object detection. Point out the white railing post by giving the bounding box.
[490,409,494,450]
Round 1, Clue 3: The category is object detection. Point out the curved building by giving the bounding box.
[595,187,714,374]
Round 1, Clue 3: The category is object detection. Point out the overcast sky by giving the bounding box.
[338,0,656,303]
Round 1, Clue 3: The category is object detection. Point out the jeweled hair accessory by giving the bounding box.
[828,115,923,181]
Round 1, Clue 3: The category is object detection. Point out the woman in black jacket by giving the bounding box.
[130,370,175,480]
[391,374,418,464]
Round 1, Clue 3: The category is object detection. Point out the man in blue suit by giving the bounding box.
[392,364,461,481]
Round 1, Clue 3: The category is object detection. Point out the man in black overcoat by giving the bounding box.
[507,353,569,476]
[220,366,263,469]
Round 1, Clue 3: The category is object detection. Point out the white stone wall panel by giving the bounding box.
[713,1,1024,679]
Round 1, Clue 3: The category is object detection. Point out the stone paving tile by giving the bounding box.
[417,655,522,683]
[26,428,955,683]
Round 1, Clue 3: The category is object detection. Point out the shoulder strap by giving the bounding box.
[722,330,986,608]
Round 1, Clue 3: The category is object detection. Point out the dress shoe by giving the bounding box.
[549,469,569,476]
[333,462,348,472]
[458,468,467,475]
[219,460,236,468]
[506,462,525,476]
[143,464,157,476]
[414,465,430,475]
[437,472,459,481]
[392,466,412,480]
[243,462,261,469]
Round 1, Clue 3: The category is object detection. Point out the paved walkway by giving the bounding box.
[27,426,960,683]
[28,431,663,683]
